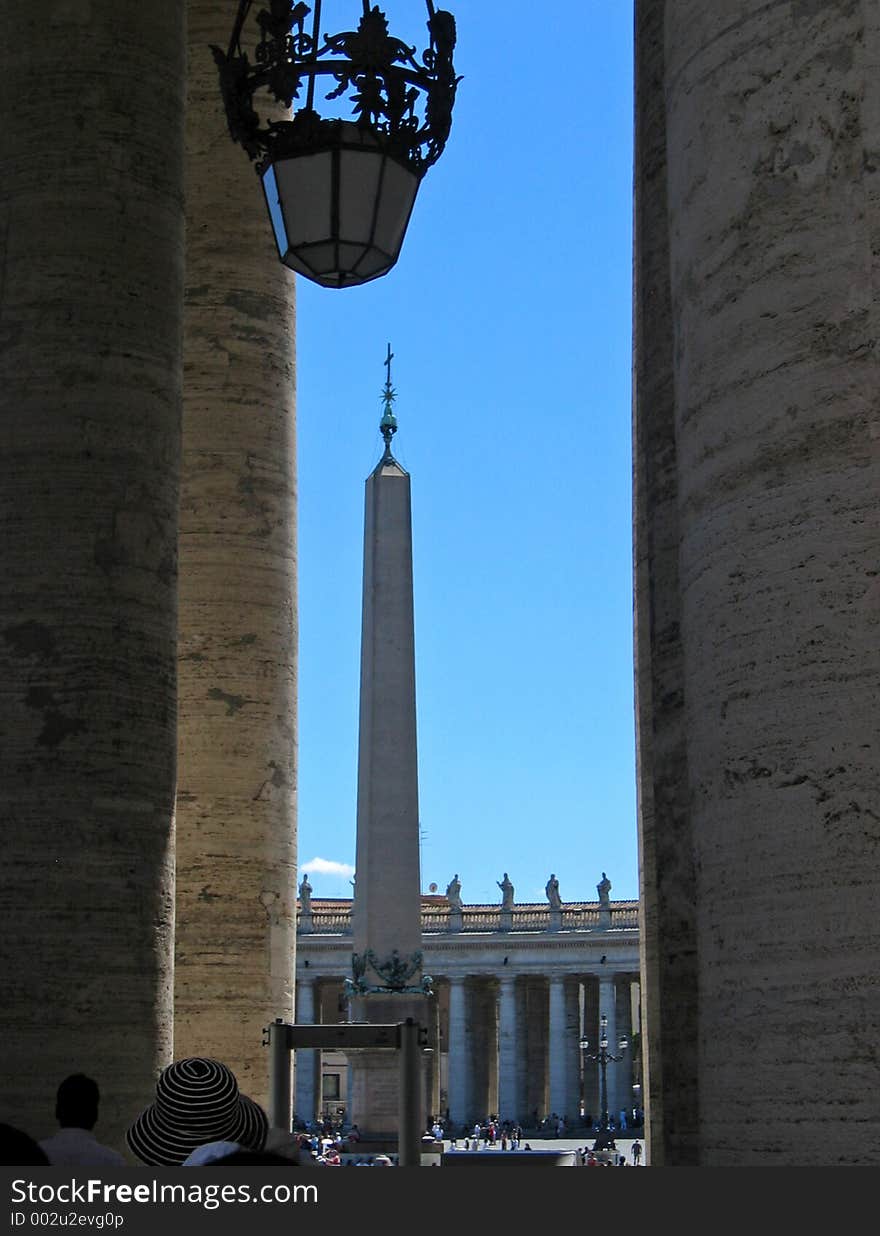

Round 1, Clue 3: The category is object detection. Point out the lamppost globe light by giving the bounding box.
[582,1010,629,1153]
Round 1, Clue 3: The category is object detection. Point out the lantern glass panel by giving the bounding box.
[373,159,419,256]
[338,149,383,245]
[274,153,332,246]
[337,242,368,273]
[354,247,394,279]
[298,241,338,276]
[262,164,288,258]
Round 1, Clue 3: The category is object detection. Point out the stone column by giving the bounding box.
[635,0,880,1165]
[0,0,184,1147]
[423,996,441,1124]
[582,978,600,1124]
[447,977,468,1131]
[465,979,493,1122]
[514,978,529,1126]
[497,975,519,1122]
[523,979,549,1123]
[599,977,616,1125]
[613,978,634,1124]
[175,0,297,1114]
[294,978,319,1125]
[564,979,582,1123]
[547,976,567,1119]
[485,981,499,1119]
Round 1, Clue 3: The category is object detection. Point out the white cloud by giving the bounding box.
[300,856,355,879]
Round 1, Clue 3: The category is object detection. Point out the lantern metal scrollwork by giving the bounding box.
[213,0,460,288]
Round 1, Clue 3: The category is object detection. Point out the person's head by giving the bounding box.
[126,1057,268,1167]
[0,1124,49,1165]
[56,1074,100,1130]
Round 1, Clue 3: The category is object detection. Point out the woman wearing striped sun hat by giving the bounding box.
[126,1058,268,1167]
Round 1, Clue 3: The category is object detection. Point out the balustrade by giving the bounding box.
[298,902,638,935]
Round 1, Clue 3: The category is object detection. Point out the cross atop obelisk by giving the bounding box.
[379,342,398,454]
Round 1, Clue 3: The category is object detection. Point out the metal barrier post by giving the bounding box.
[398,1017,422,1167]
[268,1018,292,1131]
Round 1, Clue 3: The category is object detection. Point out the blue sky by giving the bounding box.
[294,1,636,905]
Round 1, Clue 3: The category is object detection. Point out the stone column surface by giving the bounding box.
[564,979,582,1122]
[599,978,616,1123]
[496,975,519,1123]
[446,977,468,1131]
[634,0,880,1164]
[613,978,634,1122]
[294,979,318,1124]
[0,1,184,1149]
[174,0,297,1116]
[547,977,568,1119]
[514,979,529,1126]
[581,978,600,1122]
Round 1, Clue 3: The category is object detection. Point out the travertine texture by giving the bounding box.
[0,1,184,1147]
[633,0,699,1166]
[174,0,297,1112]
[634,0,880,1164]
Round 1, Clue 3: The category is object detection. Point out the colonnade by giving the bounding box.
[294,969,639,1132]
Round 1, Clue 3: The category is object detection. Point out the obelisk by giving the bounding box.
[346,348,430,1145]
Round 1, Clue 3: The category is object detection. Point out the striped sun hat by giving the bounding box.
[126,1058,268,1167]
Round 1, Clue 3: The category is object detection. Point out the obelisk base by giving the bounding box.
[346,994,431,1144]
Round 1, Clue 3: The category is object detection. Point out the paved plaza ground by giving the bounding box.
[434,1134,646,1165]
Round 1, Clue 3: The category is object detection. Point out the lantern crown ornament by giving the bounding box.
[213,0,460,288]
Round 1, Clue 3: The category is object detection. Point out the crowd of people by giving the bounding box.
[3,1065,646,1169]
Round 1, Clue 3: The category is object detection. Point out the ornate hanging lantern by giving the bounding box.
[214,1,459,288]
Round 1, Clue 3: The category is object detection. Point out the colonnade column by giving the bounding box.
[582,977,600,1123]
[0,0,184,1147]
[425,994,441,1123]
[614,977,634,1123]
[548,976,568,1118]
[294,978,319,1124]
[564,979,582,1122]
[447,977,468,1131]
[497,975,519,1122]
[515,979,529,1126]
[599,977,617,1124]
[175,0,298,1114]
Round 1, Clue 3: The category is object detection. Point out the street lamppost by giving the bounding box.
[580,1014,628,1153]
[213,0,459,287]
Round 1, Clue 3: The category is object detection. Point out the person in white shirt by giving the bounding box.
[39,1074,126,1167]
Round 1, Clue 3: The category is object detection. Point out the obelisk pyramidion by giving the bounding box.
[345,347,431,1143]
